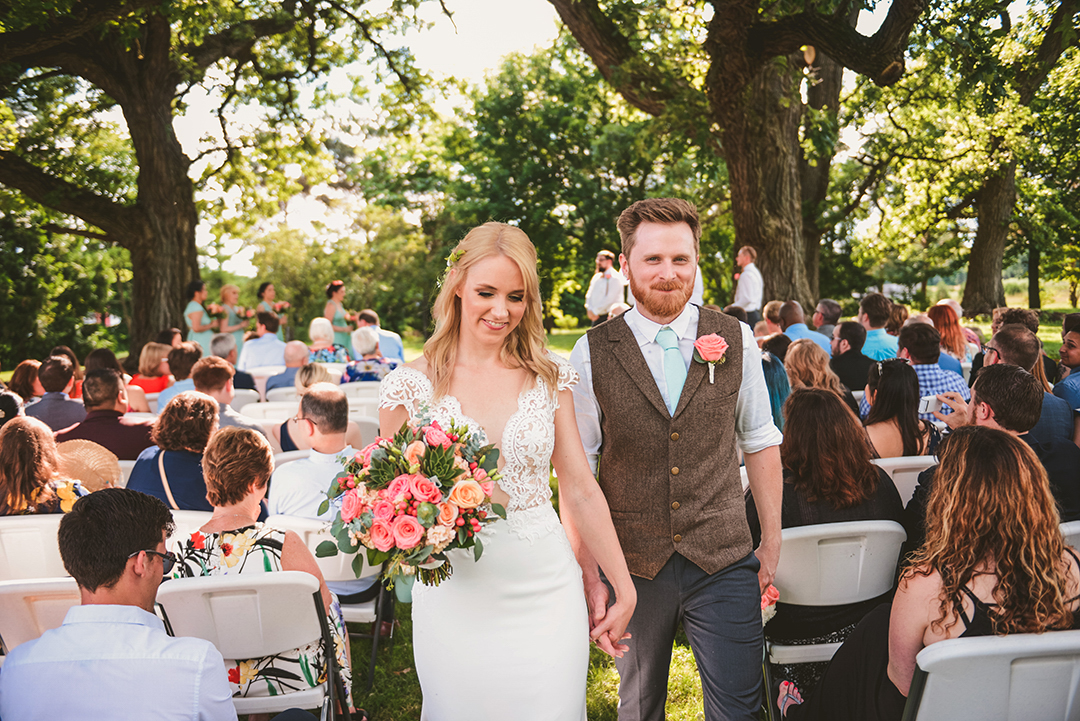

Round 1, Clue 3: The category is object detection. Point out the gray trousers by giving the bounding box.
[609,552,763,721]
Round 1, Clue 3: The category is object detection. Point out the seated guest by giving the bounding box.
[174,427,355,709]
[903,314,963,376]
[863,359,941,461]
[811,299,841,339]
[785,339,859,416]
[274,364,366,452]
[936,298,982,346]
[0,416,86,515]
[236,312,287,371]
[927,304,975,362]
[779,301,832,356]
[969,307,1056,388]
[0,389,23,431]
[84,348,150,413]
[127,392,218,512]
[746,388,902,695]
[356,308,405,364]
[884,303,908,336]
[8,359,44,405]
[763,300,784,336]
[829,321,874,393]
[762,351,791,431]
[55,369,155,460]
[210,332,256,390]
[155,341,202,408]
[1054,326,1080,409]
[966,306,1007,386]
[26,355,86,431]
[342,326,399,383]
[0,488,239,721]
[190,356,266,437]
[762,333,792,363]
[267,340,310,392]
[722,304,748,325]
[50,345,84,399]
[858,324,969,421]
[985,323,1073,444]
[129,341,175,394]
[857,293,897,361]
[156,326,184,347]
[779,426,1080,720]
[308,317,351,363]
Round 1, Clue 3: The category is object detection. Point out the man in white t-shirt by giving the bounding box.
[732,245,763,327]
[585,250,627,325]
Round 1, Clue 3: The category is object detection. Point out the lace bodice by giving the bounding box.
[379,356,578,541]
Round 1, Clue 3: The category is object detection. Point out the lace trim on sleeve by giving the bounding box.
[378,367,431,416]
[550,352,579,392]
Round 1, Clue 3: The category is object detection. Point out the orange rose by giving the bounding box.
[448,479,485,509]
[404,440,426,468]
[437,501,459,527]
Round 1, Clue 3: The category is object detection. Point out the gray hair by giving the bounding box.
[210,333,236,358]
[309,317,335,345]
[351,326,380,356]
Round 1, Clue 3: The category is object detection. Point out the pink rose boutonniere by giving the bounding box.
[693,333,729,384]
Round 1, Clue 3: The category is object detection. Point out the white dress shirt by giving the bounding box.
[584,268,626,316]
[569,305,783,474]
[732,261,763,312]
[0,604,237,721]
[236,333,287,371]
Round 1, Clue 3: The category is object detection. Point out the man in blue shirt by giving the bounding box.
[25,355,86,431]
[986,323,1074,444]
[237,312,287,371]
[859,323,968,420]
[266,341,310,392]
[354,309,405,364]
[1054,329,1080,410]
[778,301,831,356]
[156,341,201,409]
[858,292,899,361]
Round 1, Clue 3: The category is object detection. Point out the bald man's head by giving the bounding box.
[283,341,310,367]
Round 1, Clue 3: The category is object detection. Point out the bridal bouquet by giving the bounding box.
[316,416,505,591]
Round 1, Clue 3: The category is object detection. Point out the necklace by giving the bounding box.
[209,511,257,524]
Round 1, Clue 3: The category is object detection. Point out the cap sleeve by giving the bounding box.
[550,352,579,392]
[378,366,431,416]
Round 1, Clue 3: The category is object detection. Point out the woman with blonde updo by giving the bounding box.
[378,222,635,719]
[784,338,860,416]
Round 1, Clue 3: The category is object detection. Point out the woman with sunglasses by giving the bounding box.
[863,359,941,459]
[171,427,356,714]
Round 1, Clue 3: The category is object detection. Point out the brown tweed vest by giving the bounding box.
[588,308,751,580]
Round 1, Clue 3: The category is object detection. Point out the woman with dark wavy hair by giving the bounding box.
[863,359,941,459]
[779,426,1080,720]
[746,387,903,694]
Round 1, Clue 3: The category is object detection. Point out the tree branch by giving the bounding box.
[184,16,297,74]
[0,0,157,63]
[1014,0,1080,104]
[42,223,109,241]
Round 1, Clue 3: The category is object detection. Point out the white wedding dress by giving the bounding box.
[379,359,589,721]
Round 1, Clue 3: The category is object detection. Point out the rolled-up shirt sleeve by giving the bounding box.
[734,322,784,454]
[568,334,602,475]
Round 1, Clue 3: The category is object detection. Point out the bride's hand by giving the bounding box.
[589,594,635,659]
[583,574,610,631]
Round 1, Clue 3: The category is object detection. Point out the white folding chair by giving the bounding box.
[167,511,213,552]
[340,381,382,399]
[231,388,261,411]
[0,515,67,581]
[1062,520,1080,550]
[240,401,297,420]
[156,571,348,719]
[871,455,938,506]
[266,514,389,694]
[347,399,380,419]
[117,460,137,488]
[145,392,160,414]
[266,387,299,403]
[352,416,380,446]
[851,389,865,402]
[321,363,349,378]
[0,577,80,660]
[274,450,311,468]
[903,629,1080,720]
[125,412,157,421]
[961,362,972,383]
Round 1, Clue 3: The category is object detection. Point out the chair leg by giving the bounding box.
[364,587,388,696]
[762,648,779,721]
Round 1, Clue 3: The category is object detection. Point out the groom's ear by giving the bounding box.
[619,253,628,272]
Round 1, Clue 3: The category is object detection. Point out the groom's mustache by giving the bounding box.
[650,280,686,292]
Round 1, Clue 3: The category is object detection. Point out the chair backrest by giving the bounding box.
[960,361,972,383]
[0,577,80,653]
[1062,520,1080,550]
[0,515,67,581]
[321,363,349,378]
[852,389,865,402]
[265,515,380,584]
[352,416,380,446]
[167,511,214,552]
[340,381,382,399]
[347,399,380,419]
[246,365,286,378]
[156,571,323,660]
[241,401,298,420]
[905,629,1080,721]
[871,455,937,505]
[145,392,160,414]
[117,460,137,488]
[274,450,311,468]
[231,388,261,411]
[773,520,906,606]
[266,387,298,403]
[125,412,157,421]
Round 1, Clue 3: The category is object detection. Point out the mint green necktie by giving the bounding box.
[656,326,686,415]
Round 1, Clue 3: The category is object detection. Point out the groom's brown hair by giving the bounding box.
[616,198,701,260]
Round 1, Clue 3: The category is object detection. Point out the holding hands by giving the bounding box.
[583,574,634,658]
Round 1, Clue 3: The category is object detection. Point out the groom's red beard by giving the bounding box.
[628,274,694,319]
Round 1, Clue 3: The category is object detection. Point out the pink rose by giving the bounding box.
[473,467,489,483]
[761,584,780,609]
[424,426,452,450]
[392,515,425,549]
[356,440,385,467]
[369,520,395,552]
[386,475,412,501]
[480,480,494,497]
[371,499,395,521]
[340,489,365,523]
[409,475,443,504]
[694,333,729,363]
[437,501,459,527]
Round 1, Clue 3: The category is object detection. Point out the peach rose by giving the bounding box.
[340,489,365,523]
[448,479,485,509]
[385,475,412,501]
[409,475,443,504]
[403,440,426,468]
[392,515,425,549]
[437,501,459,527]
[368,519,395,552]
[424,426,452,450]
[371,499,395,521]
[693,333,729,362]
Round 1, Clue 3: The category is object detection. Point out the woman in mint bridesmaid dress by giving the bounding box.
[184,280,217,356]
[256,282,285,341]
[323,280,353,356]
[219,284,248,356]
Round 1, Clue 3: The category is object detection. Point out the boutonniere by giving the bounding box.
[693,333,729,384]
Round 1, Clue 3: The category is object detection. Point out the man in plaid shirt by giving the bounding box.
[859,323,969,420]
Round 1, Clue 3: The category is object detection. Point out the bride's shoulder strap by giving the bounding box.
[378,366,432,414]
[546,351,578,393]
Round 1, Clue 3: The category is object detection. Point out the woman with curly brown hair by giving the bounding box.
[779,426,1080,720]
[784,338,860,416]
[126,391,219,512]
[0,416,86,515]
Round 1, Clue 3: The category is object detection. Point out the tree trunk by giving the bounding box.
[962,162,1015,315]
[1028,236,1041,309]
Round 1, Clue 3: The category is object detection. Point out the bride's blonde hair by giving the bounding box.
[425,222,558,399]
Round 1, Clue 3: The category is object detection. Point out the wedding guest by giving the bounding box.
[155,342,202,408]
[355,309,405,364]
[811,299,841,339]
[863,359,941,461]
[784,339,859,416]
[342,326,399,382]
[747,387,903,695]
[156,327,183,347]
[780,301,832,356]
[266,341,309,392]
[829,321,875,393]
[8,359,44,405]
[50,345,84,399]
[84,348,150,413]
[129,342,175,394]
[190,356,266,436]
[1053,327,1080,409]
[0,390,23,432]
[209,332,256,391]
[927,304,974,362]
[55,369,154,460]
[308,317,351,363]
[236,312,287,371]
[184,280,218,357]
[984,324,1073,444]
[903,314,963,377]
[935,298,981,346]
[884,303,908,336]
[26,355,86,431]
[762,352,791,431]
[722,305,748,325]
[763,299,784,335]
[762,333,793,363]
[0,416,86,515]
[273,364,364,452]
[857,293,897,361]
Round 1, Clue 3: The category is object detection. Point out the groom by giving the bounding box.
[568,198,783,720]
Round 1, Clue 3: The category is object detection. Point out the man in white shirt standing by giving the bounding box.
[568,198,782,721]
[732,245,764,327]
[585,250,627,325]
[0,488,238,721]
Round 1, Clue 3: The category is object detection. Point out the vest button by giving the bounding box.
[673,534,682,543]
[670,432,680,441]
[671,501,680,510]
[671,467,679,475]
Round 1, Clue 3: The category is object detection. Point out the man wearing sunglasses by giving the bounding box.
[0,489,238,720]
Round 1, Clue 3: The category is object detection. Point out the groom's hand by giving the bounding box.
[755,538,780,592]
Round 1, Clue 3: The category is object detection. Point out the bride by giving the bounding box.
[379,222,636,720]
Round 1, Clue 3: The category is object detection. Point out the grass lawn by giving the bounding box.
[401,329,585,363]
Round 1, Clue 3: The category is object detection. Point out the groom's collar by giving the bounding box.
[625,304,698,347]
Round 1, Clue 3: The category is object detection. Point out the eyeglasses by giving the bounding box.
[290,415,318,427]
[982,344,1000,361]
[128,549,177,575]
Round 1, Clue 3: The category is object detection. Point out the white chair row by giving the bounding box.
[243,399,380,421]
[265,380,381,404]
[871,455,937,506]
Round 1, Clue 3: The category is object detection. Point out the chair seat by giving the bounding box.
[767,641,842,665]
[340,599,378,625]
[231,685,326,714]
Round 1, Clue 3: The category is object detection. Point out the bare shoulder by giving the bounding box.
[401,356,433,382]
